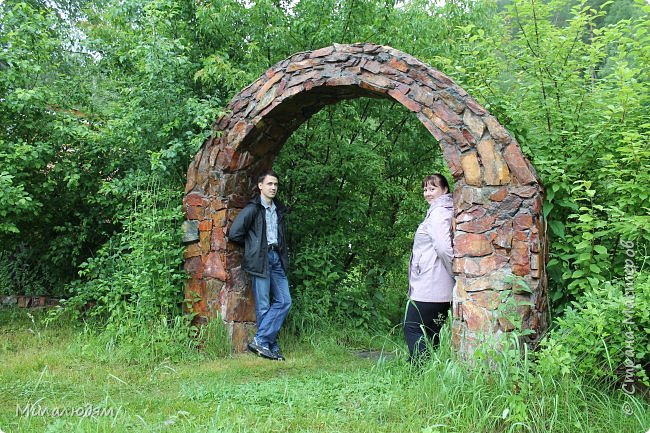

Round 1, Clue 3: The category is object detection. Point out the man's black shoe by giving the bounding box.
[271,347,285,361]
[247,339,278,360]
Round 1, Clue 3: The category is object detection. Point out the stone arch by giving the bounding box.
[182,43,548,354]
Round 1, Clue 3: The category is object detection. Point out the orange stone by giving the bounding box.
[185,193,208,207]
[210,228,227,251]
[203,252,228,280]
[212,209,228,227]
[489,187,508,202]
[254,71,283,100]
[457,214,495,233]
[453,254,507,277]
[477,138,510,186]
[388,57,409,72]
[484,115,511,144]
[504,143,536,185]
[461,152,482,186]
[461,301,491,332]
[183,243,201,259]
[388,89,421,112]
[511,240,529,265]
[200,230,211,253]
[455,233,494,257]
[514,213,533,231]
[286,58,318,72]
[471,290,501,310]
[198,220,213,231]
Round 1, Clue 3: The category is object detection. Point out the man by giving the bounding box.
[227,170,291,361]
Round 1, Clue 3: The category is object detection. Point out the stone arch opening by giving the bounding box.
[182,43,549,354]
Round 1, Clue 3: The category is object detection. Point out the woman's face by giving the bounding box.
[423,181,447,205]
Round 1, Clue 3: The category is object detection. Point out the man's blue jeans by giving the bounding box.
[251,250,291,349]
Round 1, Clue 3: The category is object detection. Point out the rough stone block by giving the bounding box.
[411,86,434,106]
[231,322,256,352]
[203,252,228,280]
[359,73,393,93]
[462,301,491,332]
[494,194,523,217]
[223,291,256,322]
[286,58,319,72]
[453,254,507,277]
[489,187,508,202]
[205,278,225,298]
[460,272,512,292]
[477,138,510,185]
[455,233,494,257]
[461,129,476,148]
[181,220,200,243]
[439,90,465,113]
[224,265,248,293]
[463,109,485,139]
[514,213,533,231]
[431,100,462,126]
[512,186,538,198]
[254,72,283,100]
[460,185,487,206]
[326,76,358,87]
[200,230,211,253]
[461,153,482,186]
[309,46,335,58]
[210,228,227,251]
[183,243,201,259]
[442,144,462,178]
[504,143,536,185]
[484,115,511,144]
[387,57,409,72]
[494,220,513,249]
[457,214,496,233]
[471,290,501,310]
[387,89,421,112]
[511,240,529,266]
[466,97,487,115]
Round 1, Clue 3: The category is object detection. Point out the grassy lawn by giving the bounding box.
[0,307,647,433]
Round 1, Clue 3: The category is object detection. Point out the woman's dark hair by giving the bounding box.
[422,173,451,193]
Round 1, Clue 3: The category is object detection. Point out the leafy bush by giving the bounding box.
[286,243,343,332]
[0,244,48,296]
[58,178,186,327]
[535,272,650,387]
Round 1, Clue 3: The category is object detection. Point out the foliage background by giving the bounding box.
[1,0,648,385]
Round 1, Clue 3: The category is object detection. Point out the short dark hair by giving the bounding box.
[257,170,279,184]
[422,173,450,193]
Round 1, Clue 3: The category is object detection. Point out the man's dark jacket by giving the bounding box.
[227,195,289,277]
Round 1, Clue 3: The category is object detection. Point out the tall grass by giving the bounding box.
[0,307,647,433]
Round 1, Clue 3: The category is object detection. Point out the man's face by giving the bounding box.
[258,175,279,202]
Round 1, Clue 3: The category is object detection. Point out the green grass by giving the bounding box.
[0,307,647,433]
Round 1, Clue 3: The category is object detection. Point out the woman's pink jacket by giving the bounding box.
[408,193,455,302]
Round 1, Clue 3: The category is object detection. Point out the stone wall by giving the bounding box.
[182,43,549,354]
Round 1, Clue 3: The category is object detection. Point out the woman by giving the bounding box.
[404,173,455,361]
